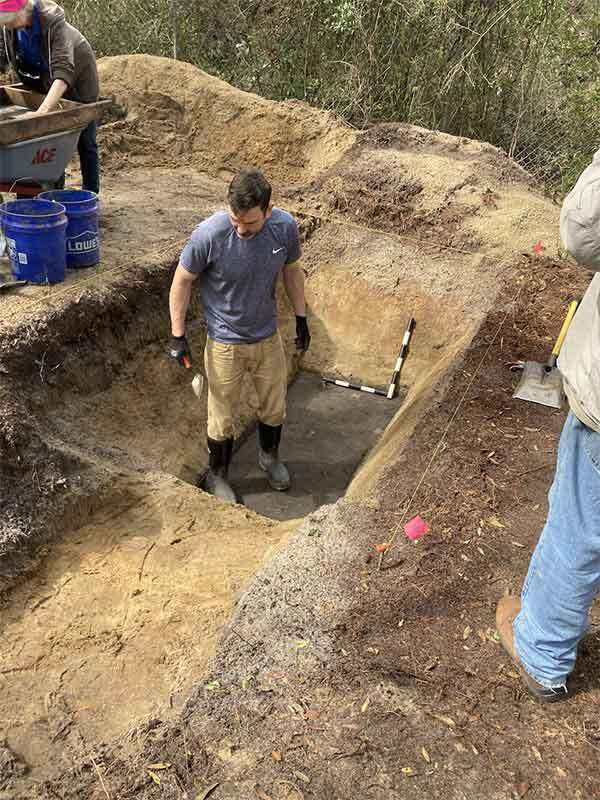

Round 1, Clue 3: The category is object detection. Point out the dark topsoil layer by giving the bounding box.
[7,255,599,800]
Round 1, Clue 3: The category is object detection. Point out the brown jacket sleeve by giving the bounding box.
[41,1,76,88]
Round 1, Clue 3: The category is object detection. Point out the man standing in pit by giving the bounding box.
[168,168,310,503]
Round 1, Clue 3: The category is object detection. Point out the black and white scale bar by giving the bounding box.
[387,317,416,399]
[322,377,388,397]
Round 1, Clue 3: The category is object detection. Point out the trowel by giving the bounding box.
[0,278,27,294]
[182,355,205,399]
[512,300,578,410]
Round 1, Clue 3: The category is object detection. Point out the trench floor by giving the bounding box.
[232,371,402,519]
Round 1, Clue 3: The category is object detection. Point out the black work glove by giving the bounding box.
[295,315,311,352]
[169,334,191,367]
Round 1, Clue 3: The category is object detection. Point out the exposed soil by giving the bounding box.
[1,477,290,781]
[2,54,594,800]
[96,56,357,186]
[233,372,404,519]
[17,257,596,800]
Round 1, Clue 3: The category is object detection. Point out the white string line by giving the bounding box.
[379,283,523,568]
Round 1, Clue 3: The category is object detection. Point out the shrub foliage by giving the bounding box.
[63,0,600,188]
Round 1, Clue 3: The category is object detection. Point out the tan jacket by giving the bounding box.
[558,147,600,432]
[0,0,98,103]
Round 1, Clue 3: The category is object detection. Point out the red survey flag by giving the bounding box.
[404,516,430,541]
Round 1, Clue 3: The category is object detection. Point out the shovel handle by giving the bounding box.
[548,300,578,367]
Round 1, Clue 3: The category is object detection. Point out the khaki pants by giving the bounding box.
[204,332,287,441]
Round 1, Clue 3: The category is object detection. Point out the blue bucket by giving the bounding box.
[0,199,67,284]
[38,189,100,268]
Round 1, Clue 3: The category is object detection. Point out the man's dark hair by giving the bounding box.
[228,169,272,214]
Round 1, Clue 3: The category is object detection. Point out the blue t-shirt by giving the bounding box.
[180,207,302,344]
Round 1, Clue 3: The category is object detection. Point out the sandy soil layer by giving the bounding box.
[1,476,290,783]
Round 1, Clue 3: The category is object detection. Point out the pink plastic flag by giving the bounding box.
[533,241,544,255]
[404,515,430,541]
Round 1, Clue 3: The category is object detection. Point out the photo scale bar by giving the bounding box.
[387,317,416,399]
[321,377,388,397]
[322,315,416,401]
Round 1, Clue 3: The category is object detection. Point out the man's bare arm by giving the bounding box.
[282,261,306,315]
[169,263,197,336]
[283,261,310,351]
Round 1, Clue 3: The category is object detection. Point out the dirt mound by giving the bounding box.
[297,133,560,258]
[96,55,560,266]
[0,474,292,793]
[97,55,357,183]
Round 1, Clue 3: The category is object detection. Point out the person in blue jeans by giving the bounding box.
[497,147,600,702]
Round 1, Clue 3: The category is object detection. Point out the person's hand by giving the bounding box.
[169,334,191,366]
[295,315,311,351]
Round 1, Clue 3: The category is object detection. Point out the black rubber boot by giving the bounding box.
[258,422,290,491]
[203,437,237,503]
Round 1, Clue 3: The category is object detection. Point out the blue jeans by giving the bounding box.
[514,411,600,688]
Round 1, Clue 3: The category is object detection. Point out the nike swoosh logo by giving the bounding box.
[273,247,284,254]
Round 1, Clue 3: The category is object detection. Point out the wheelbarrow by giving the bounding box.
[0,85,111,197]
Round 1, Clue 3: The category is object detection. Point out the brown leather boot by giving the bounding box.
[496,595,569,703]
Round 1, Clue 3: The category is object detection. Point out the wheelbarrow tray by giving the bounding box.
[0,86,112,146]
[0,127,83,182]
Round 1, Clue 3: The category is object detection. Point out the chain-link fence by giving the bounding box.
[62,0,600,192]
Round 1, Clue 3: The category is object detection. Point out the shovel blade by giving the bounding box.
[513,361,564,410]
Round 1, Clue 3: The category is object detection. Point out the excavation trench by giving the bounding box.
[0,168,483,780]
[0,56,564,793]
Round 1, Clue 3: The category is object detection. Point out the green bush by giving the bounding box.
[62,0,600,190]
